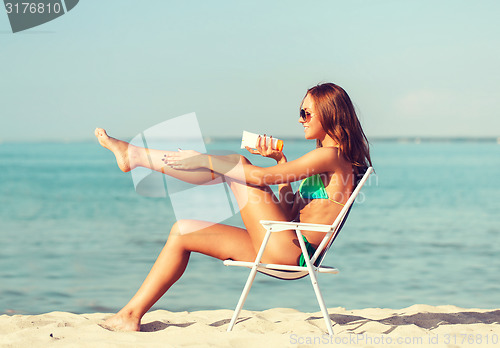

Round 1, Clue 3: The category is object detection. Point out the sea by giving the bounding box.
[1,138,499,315]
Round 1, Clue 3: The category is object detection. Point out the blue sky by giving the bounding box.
[1,0,499,142]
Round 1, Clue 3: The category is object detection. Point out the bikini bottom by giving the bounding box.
[298,235,316,267]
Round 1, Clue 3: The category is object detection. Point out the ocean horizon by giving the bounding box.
[1,135,500,145]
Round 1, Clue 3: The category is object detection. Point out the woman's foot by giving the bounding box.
[94,128,133,172]
[99,311,141,332]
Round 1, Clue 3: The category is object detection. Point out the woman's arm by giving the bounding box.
[231,147,340,186]
[168,146,340,186]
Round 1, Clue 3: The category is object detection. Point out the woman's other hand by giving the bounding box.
[166,149,206,170]
[245,135,286,164]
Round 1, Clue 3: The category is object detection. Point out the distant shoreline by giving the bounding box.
[1,136,499,145]
[204,136,500,144]
[368,136,500,143]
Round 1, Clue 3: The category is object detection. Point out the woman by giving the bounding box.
[95,82,372,331]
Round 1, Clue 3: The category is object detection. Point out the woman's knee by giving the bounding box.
[167,220,196,251]
[169,219,215,237]
[169,219,195,238]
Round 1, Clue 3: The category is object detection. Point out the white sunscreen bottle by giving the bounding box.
[241,131,284,151]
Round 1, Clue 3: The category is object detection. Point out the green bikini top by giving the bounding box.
[298,174,345,206]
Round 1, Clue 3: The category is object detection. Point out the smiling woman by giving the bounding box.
[94,82,372,332]
[302,84,371,178]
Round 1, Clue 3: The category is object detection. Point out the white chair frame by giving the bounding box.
[223,167,373,335]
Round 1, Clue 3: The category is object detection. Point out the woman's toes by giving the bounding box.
[95,128,106,138]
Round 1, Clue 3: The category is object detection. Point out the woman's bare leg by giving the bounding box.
[99,182,302,331]
[101,220,257,331]
[95,128,236,185]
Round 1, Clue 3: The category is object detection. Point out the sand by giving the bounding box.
[1,305,499,347]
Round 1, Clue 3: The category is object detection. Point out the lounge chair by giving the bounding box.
[223,167,374,335]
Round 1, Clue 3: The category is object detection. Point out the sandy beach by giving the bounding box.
[1,305,499,347]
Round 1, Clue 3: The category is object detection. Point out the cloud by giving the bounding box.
[394,89,457,119]
[389,88,499,137]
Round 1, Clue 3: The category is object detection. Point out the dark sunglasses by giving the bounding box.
[300,109,311,121]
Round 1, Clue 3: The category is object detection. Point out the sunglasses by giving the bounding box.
[300,109,312,121]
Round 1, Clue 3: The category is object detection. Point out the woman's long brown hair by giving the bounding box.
[304,83,372,179]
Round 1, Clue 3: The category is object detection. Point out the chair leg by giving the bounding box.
[308,268,334,336]
[296,230,334,336]
[226,263,259,332]
[227,229,273,332]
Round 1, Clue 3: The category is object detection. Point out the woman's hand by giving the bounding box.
[166,149,206,170]
[245,135,286,163]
